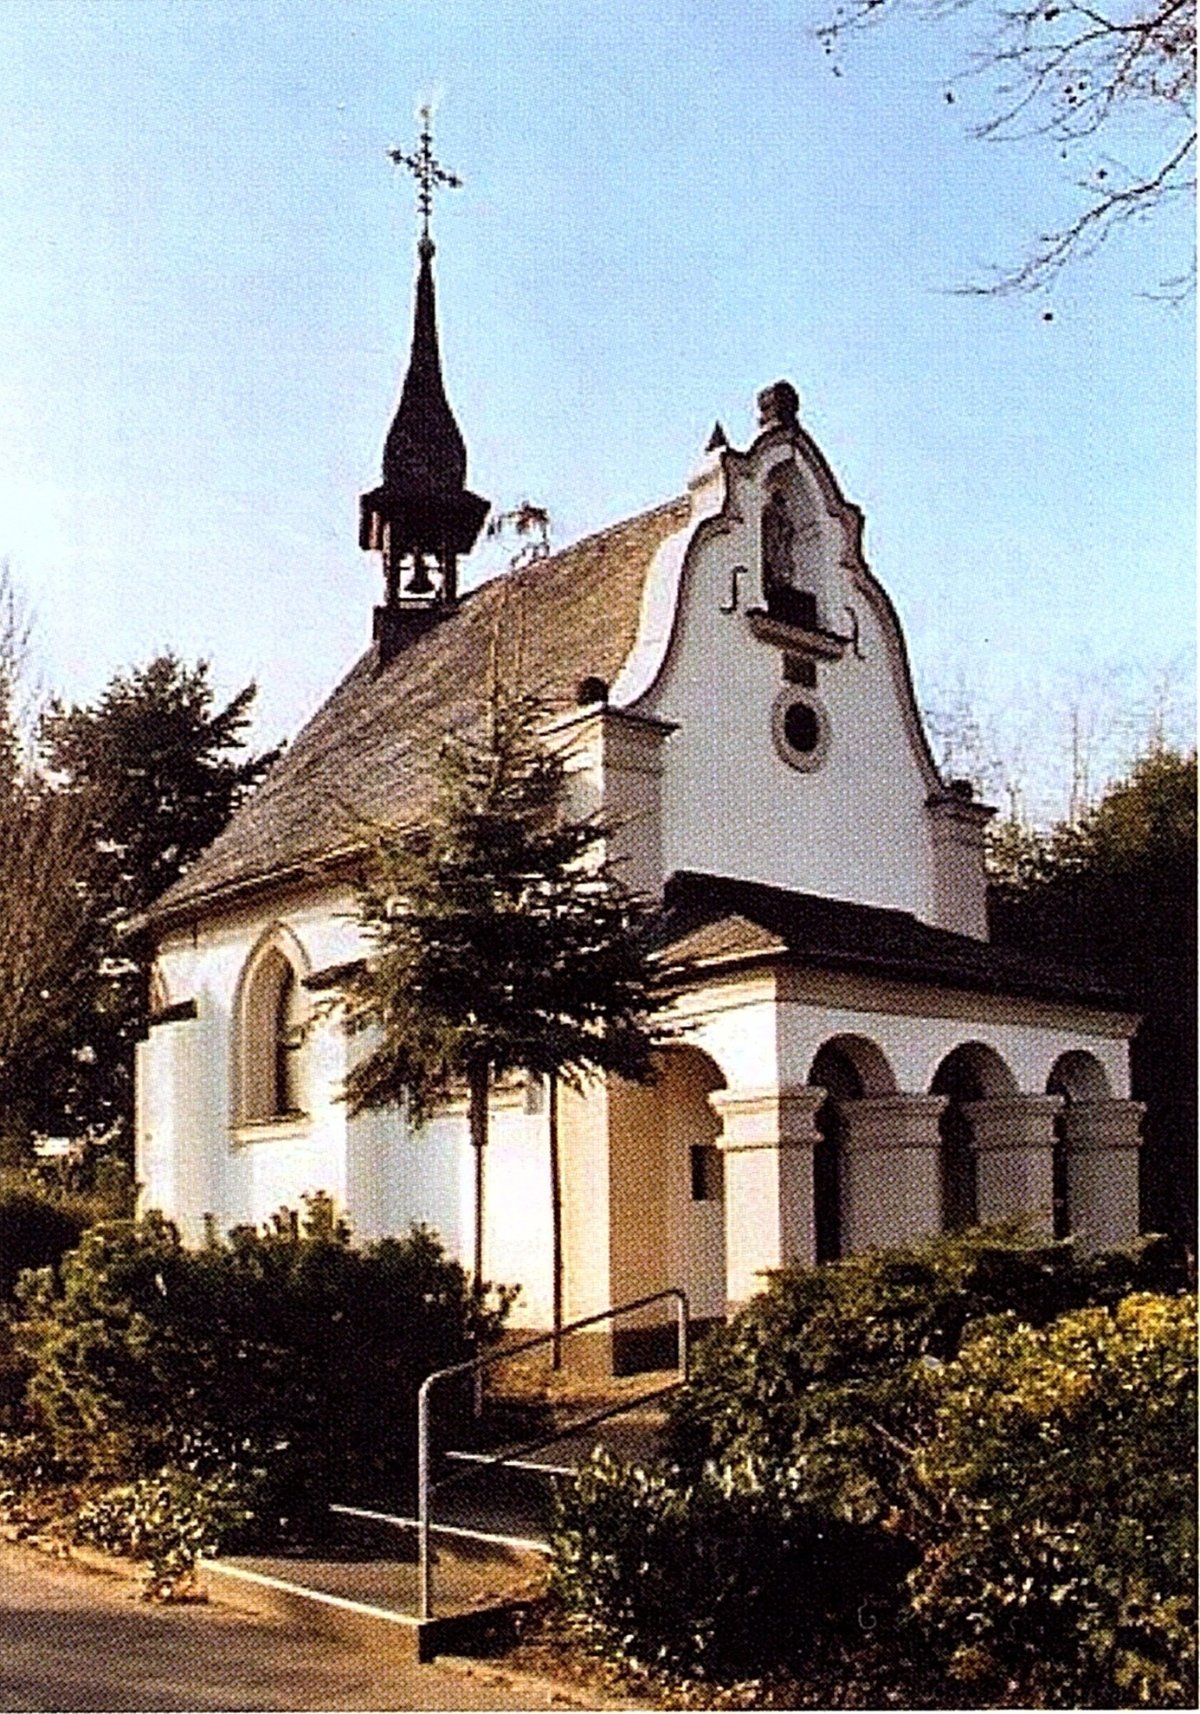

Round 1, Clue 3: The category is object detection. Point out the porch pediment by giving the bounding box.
[659,911,787,968]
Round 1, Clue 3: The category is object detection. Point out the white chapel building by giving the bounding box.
[136,206,1144,1355]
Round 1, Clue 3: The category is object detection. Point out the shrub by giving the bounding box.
[668,1227,1186,1522]
[907,1292,1197,1708]
[550,1230,1192,1690]
[0,1428,77,1496]
[74,1465,258,1593]
[0,1321,33,1429]
[550,1448,908,1684]
[0,1174,93,1302]
[15,1195,512,1540]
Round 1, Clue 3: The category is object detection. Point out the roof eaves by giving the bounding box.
[140,844,362,935]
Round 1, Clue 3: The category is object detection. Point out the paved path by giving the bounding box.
[0,1543,580,1711]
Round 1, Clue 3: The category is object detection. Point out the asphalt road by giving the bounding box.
[0,1543,574,1712]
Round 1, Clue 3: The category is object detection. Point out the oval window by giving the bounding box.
[772,687,830,773]
[783,700,820,754]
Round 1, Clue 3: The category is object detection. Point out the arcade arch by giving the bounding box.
[1047,1051,1114,1237]
[930,1042,1019,1231]
[807,1035,897,1262]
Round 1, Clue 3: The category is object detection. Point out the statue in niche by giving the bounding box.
[761,488,818,630]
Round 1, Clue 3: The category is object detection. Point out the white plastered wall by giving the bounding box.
[137,883,555,1329]
[673,968,1131,1108]
[669,966,1135,1282]
[617,435,946,932]
[614,425,988,935]
[776,978,1133,1100]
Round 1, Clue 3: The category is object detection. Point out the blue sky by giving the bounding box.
[0,0,1193,820]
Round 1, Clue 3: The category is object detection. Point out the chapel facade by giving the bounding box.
[136,183,1144,1356]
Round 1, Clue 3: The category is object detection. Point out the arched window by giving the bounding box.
[272,961,305,1117]
[235,930,311,1125]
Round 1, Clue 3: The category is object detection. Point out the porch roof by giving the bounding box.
[657,871,1133,1013]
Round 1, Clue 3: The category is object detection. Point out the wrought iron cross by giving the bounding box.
[388,106,461,237]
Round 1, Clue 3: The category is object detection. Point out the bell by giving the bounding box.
[404,554,437,597]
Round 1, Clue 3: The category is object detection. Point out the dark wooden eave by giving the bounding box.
[658,871,1135,1013]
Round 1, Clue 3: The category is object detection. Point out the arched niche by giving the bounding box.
[232,924,313,1126]
[759,461,830,630]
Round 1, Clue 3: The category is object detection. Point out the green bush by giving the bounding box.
[907,1292,1197,1707]
[550,1230,1192,1691]
[550,1449,904,1683]
[0,1428,77,1496]
[0,1322,32,1429]
[14,1195,512,1540]
[668,1227,1185,1522]
[0,1175,92,1302]
[74,1464,257,1593]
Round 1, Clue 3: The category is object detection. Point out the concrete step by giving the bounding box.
[197,1392,672,1659]
[200,1517,546,1663]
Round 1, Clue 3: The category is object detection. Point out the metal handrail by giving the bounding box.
[436,1379,682,1492]
[416,1286,689,1620]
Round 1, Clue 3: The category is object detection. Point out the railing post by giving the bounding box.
[417,1375,433,1621]
[412,1286,692,1620]
[472,1360,484,1420]
[675,1289,689,1384]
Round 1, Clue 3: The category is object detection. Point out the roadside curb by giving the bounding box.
[10,1533,155,1591]
[8,1532,633,1707]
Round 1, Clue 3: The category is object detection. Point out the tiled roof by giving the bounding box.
[150,497,690,922]
[658,871,1133,1011]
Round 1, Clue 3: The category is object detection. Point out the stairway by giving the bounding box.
[199,1352,680,1659]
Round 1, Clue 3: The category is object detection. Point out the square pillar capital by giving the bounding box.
[709,1084,825,1152]
[1059,1098,1145,1153]
[840,1093,948,1152]
[961,1094,1063,1152]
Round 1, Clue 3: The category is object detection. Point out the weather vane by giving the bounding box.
[388,105,461,241]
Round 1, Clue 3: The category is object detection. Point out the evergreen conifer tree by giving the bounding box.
[343,683,667,1332]
[37,655,280,1145]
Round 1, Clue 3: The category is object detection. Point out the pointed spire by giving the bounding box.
[381,237,468,499]
[361,110,489,666]
[706,420,729,452]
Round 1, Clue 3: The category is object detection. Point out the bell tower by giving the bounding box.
[360,109,489,665]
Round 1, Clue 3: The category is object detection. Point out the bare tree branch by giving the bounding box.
[818,1,1196,290]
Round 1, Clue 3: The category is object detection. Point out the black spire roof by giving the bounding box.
[360,233,487,556]
[381,236,468,500]
[360,114,489,661]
